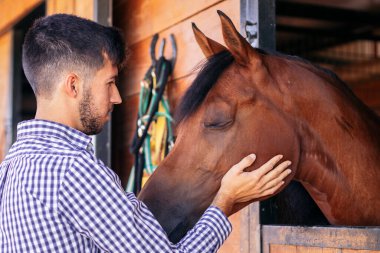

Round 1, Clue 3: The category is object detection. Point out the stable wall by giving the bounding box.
[0,32,12,160]
[0,0,43,161]
[0,0,97,161]
[112,1,242,252]
[112,0,240,187]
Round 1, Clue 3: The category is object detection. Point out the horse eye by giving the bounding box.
[204,120,233,129]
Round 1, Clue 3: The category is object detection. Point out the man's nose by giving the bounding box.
[110,85,122,104]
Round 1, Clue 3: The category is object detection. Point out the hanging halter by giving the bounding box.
[128,34,177,194]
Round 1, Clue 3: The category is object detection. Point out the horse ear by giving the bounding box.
[217,10,259,65]
[192,22,228,58]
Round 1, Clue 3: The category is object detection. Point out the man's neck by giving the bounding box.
[35,99,80,131]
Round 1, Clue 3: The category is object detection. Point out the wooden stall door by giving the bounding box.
[262,226,380,253]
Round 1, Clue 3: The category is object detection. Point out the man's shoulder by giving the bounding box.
[70,151,121,186]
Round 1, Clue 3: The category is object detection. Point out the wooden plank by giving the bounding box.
[248,203,261,253]
[342,250,380,253]
[270,244,296,253]
[0,0,43,36]
[114,0,225,45]
[74,0,95,20]
[47,0,94,19]
[219,211,242,253]
[0,31,13,161]
[296,246,323,253]
[118,0,240,96]
[262,226,380,251]
[47,0,75,15]
[322,249,342,253]
[240,206,251,253]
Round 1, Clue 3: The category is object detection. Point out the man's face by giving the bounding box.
[79,58,121,135]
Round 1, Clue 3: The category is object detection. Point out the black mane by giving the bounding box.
[175,50,234,124]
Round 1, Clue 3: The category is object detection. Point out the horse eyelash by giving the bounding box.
[203,120,233,129]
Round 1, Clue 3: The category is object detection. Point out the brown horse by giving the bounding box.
[138,10,380,242]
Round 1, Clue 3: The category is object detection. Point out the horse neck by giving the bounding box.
[292,84,380,185]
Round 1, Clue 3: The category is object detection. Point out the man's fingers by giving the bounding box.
[261,167,292,191]
[261,160,292,184]
[231,154,256,173]
[253,154,284,178]
[259,180,285,197]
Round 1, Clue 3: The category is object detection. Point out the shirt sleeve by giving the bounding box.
[57,152,232,253]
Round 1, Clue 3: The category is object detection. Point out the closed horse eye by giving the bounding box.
[203,120,233,129]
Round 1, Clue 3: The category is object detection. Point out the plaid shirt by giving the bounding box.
[0,119,231,252]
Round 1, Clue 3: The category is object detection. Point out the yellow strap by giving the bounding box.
[142,104,167,187]
[142,172,150,188]
[150,102,167,166]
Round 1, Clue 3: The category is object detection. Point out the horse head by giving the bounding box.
[138,11,380,243]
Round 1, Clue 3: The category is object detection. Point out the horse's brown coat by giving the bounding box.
[138,11,380,242]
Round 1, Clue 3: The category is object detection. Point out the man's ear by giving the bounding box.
[64,73,80,98]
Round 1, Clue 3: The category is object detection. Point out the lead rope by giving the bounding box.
[127,34,176,194]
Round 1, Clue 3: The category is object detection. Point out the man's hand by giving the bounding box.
[211,154,292,216]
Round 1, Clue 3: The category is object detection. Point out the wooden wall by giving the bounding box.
[270,245,380,253]
[262,226,380,253]
[112,1,241,252]
[0,0,43,161]
[0,32,13,160]
[0,0,43,36]
[0,0,96,162]
[112,0,240,186]
[46,0,94,19]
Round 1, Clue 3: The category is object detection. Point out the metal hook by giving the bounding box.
[158,38,166,58]
[150,33,159,65]
[245,20,258,47]
[149,33,177,69]
[169,34,177,68]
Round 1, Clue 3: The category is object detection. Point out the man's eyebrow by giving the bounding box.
[107,75,118,81]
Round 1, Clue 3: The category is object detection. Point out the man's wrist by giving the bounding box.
[211,191,234,216]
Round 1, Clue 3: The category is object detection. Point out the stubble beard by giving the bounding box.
[79,89,103,135]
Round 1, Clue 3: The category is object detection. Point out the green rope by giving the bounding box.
[127,63,174,191]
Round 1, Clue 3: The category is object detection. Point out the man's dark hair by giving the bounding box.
[22,14,126,98]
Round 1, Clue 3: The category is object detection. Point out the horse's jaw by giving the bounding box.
[138,160,218,243]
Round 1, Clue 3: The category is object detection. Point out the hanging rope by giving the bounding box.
[128,34,177,194]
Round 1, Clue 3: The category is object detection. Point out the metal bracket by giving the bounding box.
[245,20,258,47]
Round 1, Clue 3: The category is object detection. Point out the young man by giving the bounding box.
[0,14,291,252]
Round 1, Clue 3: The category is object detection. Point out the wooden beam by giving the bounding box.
[46,0,94,19]
[262,226,380,253]
[0,31,13,160]
[114,0,225,45]
[0,0,43,36]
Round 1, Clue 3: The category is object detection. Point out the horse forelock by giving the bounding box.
[175,50,234,124]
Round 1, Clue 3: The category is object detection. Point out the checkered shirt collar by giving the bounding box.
[16,119,92,151]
